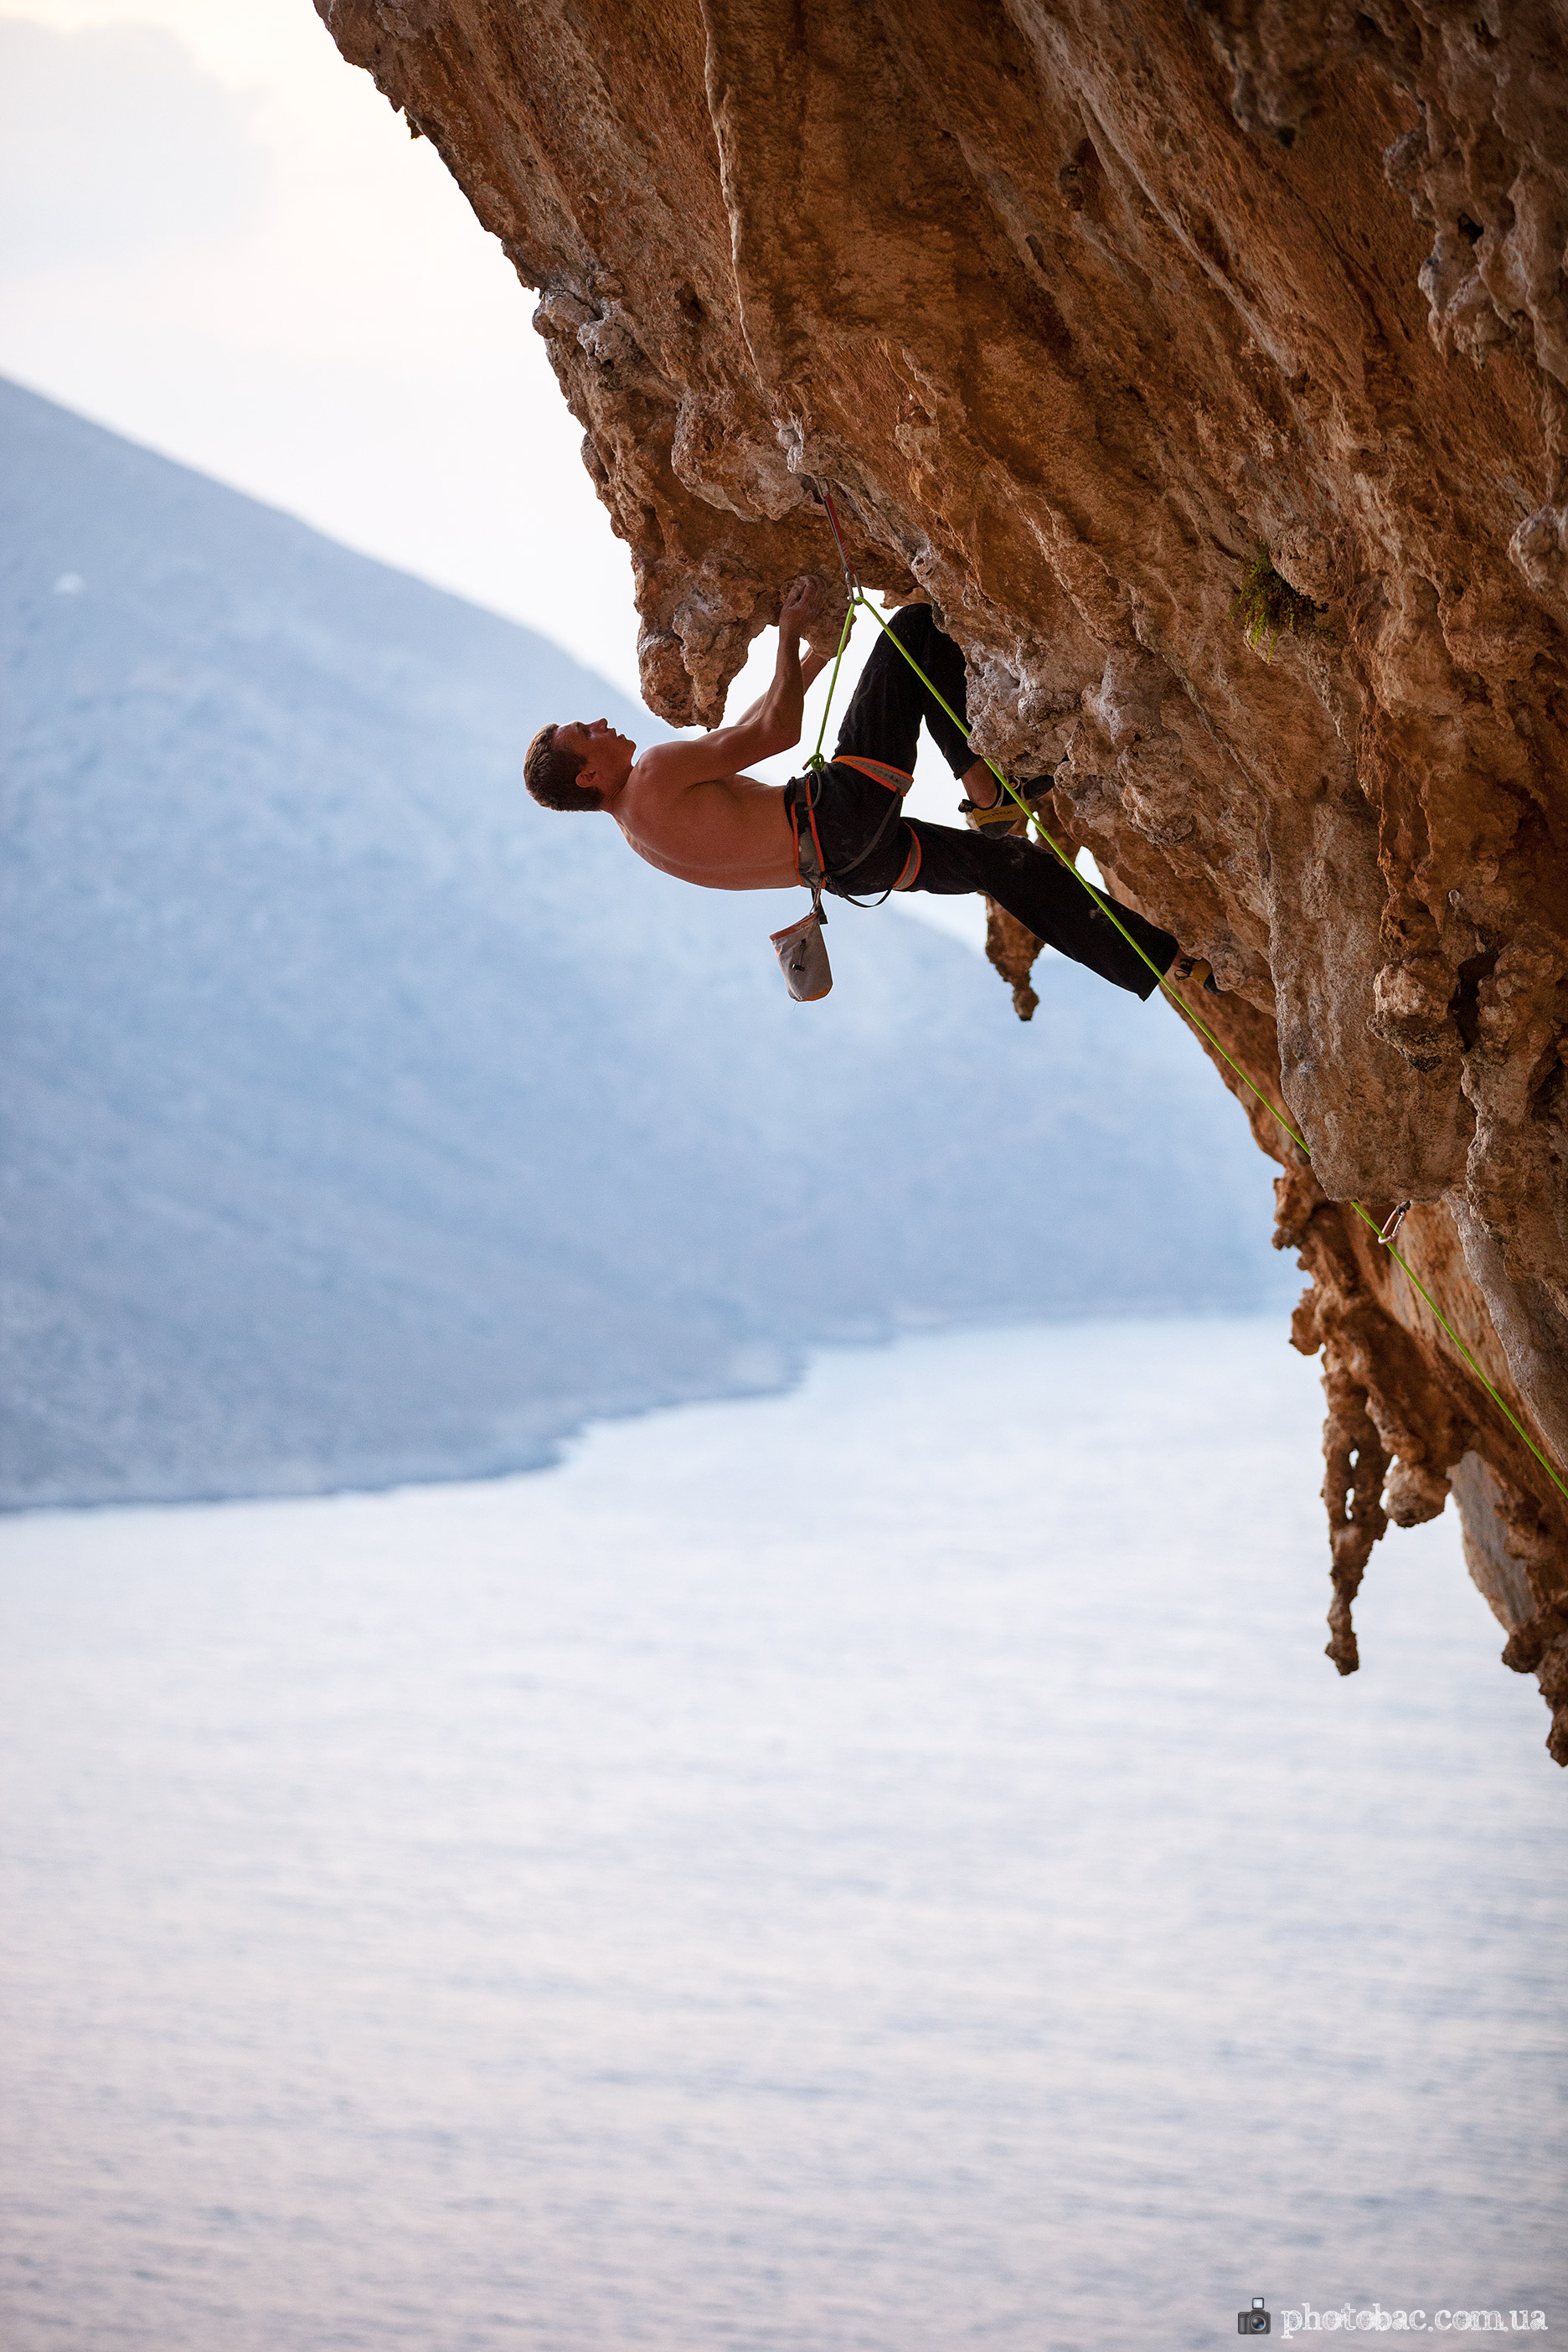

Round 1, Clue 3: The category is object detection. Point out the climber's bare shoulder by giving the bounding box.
[613,732,798,892]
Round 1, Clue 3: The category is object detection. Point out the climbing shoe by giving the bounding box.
[1173,954,1224,995]
[960,773,1054,833]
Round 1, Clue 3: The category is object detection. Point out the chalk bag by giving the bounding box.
[771,906,833,1001]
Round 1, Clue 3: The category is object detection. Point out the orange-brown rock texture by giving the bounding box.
[317,0,1568,1757]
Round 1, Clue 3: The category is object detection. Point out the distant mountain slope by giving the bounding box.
[0,379,1287,1507]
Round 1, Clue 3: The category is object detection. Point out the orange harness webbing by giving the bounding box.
[833,754,913,795]
[789,790,826,892]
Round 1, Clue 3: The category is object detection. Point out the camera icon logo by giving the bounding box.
[1238,2298,1271,2334]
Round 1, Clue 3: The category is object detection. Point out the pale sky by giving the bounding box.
[0,0,983,944]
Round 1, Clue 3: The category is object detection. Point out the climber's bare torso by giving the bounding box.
[554,577,837,893]
[563,724,801,890]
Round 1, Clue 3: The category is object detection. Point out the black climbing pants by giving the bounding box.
[832,601,975,779]
[793,604,1179,1003]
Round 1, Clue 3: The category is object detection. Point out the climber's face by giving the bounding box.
[560,717,635,792]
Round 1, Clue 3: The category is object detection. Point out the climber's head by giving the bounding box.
[525,718,635,810]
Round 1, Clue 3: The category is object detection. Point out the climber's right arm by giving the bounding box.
[637,578,830,790]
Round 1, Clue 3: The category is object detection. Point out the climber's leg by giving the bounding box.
[900,820,1179,1000]
[832,605,974,780]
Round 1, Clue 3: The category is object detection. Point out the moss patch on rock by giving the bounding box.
[1232,549,1330,660]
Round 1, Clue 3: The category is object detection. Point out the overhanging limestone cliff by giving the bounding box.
[317,0,1568,1756]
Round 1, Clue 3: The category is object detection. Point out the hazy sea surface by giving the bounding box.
[1,1315,1563,2351]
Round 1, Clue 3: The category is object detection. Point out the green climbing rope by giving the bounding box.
[804,543,1568,1507]
[806,601,856,772]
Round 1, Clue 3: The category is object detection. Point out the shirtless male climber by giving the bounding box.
[523,575,1180,1000]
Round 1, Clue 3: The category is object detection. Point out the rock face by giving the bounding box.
[317,0,1568,1756]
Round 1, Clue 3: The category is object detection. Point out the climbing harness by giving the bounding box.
[795,480,1568,1507]
[787,568,912,906]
